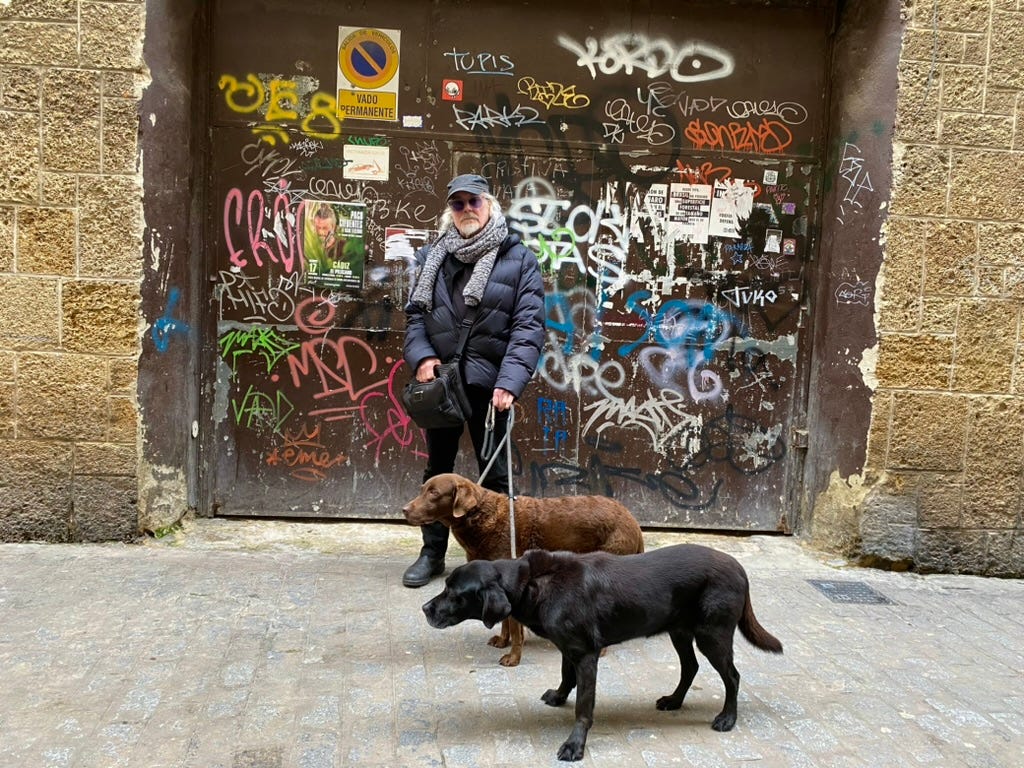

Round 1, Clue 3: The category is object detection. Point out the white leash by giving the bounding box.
[478,403,517,558]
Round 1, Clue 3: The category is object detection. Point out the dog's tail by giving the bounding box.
[738,589,783,653]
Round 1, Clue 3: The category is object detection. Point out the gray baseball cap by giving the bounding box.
[446,173,490,199]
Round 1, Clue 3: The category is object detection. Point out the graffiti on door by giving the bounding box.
[208,1,825,527]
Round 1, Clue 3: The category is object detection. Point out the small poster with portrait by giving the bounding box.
[304,201,367,290]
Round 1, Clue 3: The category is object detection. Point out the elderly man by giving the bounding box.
[401,173,546,587]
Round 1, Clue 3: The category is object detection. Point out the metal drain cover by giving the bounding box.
[807,580,893,604]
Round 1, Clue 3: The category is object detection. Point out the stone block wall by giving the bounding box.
[865,0,1024,574]
[0,0,146,541]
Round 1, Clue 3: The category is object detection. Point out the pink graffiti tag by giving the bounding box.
[289,297,428,460]
[224,181,305,273]
[286,297,387,403]
[353,361,428,462]
[293,296,335,335]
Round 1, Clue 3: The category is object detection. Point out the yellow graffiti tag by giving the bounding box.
[218,73,265,113]
[301,92,343,141]
[218,73,344,145]
[517,76,591,110]
[264,79,300,122]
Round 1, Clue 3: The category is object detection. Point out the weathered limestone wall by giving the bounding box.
[0,1,147,541]
[861,0,1024,574]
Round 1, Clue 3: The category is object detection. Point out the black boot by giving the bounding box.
[402,553,445,588]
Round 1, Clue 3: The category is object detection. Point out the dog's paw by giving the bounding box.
[487,634,511,649]
[499,651,521,667]
[541,689,567,707]
[556,739,585,761]
[655,695,683,711]
[711,711,737,731]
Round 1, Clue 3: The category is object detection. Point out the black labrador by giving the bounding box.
[422,544,783,762]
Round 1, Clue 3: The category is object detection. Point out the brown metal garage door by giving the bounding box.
[204,0,832,530]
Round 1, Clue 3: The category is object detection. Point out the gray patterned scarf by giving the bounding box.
[410,210,508,311]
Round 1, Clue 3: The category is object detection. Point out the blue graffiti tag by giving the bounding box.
[152,287,191,352]
[619,291,738,366]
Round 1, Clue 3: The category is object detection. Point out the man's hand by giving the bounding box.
[416,357,441,382]
[492,388,515,411]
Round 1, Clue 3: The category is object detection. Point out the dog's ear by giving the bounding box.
[480,584,512,628]
[523,548,560,574]
[497,557,532,591]
[451,477,481,518]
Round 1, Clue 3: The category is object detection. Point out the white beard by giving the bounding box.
[456,219,482,237]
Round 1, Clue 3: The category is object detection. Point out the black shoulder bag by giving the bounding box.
[401,306,478,429]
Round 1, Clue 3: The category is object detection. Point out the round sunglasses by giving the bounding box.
[448,196,485,212]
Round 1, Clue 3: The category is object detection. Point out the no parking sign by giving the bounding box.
[337,26,401,122]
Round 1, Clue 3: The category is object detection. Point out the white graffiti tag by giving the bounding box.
[509,177,629,294]
[582,388,704,456]
[837,142,874,224]
[557,32,734,84]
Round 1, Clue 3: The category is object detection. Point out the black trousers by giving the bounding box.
[419,384,510,559]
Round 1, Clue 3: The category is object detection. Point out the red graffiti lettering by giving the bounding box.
[675,160,735,186]
[287,298,428,461]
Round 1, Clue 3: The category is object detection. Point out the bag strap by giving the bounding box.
[450,305,479,362]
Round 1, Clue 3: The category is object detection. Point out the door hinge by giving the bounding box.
[791,426,808,449]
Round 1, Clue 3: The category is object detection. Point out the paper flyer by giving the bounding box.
[667,183,712,244]
[343,145,389,181]
[708,179,754,239]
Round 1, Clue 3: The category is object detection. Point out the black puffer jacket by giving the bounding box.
[403,233,545,398]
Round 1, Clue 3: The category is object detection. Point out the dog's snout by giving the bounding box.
[422,597,440,627]
[403,504,424,524]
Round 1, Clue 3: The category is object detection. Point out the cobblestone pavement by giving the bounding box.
[1,519,1022,767]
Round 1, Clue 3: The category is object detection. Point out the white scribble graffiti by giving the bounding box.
[835,278,872,306]
[837,142,874,224]
[557,32,734,84]
[217,270,312,324]
[508,177,629,295]
[239,141,303,180]
[291,138,325,157]
[603,98,676,145]
[452,103,544,130]
[538,333,627,397]
[725,99,808,125]
[639,346,725,403]
[581,388,704,456]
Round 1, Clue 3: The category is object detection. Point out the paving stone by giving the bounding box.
[0,522,1022,766]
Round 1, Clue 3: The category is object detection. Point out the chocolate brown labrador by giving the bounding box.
[402,472,643,666]
[422,544,783,762]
